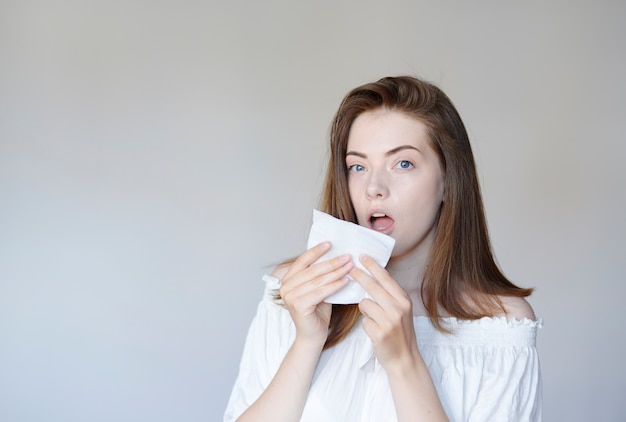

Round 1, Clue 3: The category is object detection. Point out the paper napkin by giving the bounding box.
[306,210,396,304]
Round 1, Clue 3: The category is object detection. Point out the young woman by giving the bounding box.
[224,76,542,421]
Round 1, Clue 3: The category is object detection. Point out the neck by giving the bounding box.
[386,256,425,293]
[387,227,435,292]
[386,252,429,317]
[385,232,435,317]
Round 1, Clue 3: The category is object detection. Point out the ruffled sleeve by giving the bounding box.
[223,275,295,422]
[416,317,543,422]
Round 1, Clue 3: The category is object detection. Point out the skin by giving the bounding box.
[236,243,354,422]
[345,110,445,303]
[236,109,534,421]
[345,110,448,420]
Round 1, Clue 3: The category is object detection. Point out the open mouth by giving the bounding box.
[369,212,395,234]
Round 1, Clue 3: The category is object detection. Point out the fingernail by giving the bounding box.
[359,254,369,263]
[339,254,350,263]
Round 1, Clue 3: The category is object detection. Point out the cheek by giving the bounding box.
[406,178,444,215]
[347,177,363,202]
[432,182,445,213]
[347,179,368,223]
[347,179,356,203]
[346,179,359,208]
[437,176,445,203]
[425,169,445,205]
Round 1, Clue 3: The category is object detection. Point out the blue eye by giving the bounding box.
[348,164,365,173]
[396,160,413,169]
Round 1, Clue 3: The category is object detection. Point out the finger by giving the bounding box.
[359,298,402,347]
[358,298,384,326]
[350,267,387,301]
[282,258,353,298]
[351,264,410,318]
[358,255,409,299]
[280,254,354,304]
[360,316,380,344]
[283,251,353,292]
[290,275,351,307]
[359,294,414,349]
[282,241,333,287]
[287,241,332,276]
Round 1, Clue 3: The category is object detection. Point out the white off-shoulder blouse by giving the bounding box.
[224,275,542,422]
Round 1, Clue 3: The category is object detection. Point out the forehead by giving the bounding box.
[347,110,430,152]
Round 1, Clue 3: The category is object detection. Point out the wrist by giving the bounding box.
[293,333,326,354]
[384,350,426,381]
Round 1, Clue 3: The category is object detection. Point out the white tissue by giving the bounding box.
[306,210,396,304]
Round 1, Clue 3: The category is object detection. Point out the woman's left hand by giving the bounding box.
[350,255,421,373]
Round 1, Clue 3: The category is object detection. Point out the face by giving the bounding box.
[346,110,444,261]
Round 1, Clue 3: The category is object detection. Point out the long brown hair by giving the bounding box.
[318,76,532,349]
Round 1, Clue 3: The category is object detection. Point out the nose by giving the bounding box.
[366,168,390,199]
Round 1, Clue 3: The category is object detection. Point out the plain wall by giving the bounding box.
[1,1,625,421]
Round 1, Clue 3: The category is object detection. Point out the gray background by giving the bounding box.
[1,1,624,421]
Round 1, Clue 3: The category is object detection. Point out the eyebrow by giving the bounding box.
[346,145,421,158]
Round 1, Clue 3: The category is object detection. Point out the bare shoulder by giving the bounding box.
[498,295,537,321]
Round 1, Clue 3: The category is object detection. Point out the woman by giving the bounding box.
[224,76,542,421]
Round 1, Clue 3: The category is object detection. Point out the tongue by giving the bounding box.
[372,216,394,231]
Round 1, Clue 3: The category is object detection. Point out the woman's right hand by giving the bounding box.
[278,241,353,347]
[234,244,353,422]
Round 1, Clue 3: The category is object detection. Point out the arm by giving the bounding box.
[352,255,448,422]
[384,352,447,422]
[236,337,324,422]
[236,242,352,422]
